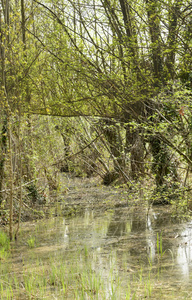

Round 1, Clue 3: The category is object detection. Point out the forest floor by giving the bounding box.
[2,175,185,225]
[25,176,152,222]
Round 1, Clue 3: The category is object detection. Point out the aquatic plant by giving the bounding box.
[1,208,192,300]
[27,236,35,248]
[157,232,166,259]
[0,230,10,260]
[0,230,10,250]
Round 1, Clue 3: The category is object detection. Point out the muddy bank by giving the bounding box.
[2,175,184,225]
[43,176,151,218]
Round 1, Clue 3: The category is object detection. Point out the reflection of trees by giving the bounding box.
[106,209,127,237]
[176,226,192,279]
[145,209,185,263]
[106,208,180,261]
[65,208,192,283]
[152,211,177,228]
[129,211,148,257]
[131,212,146,232]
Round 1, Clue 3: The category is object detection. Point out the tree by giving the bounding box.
[27,0,191,186]
[1,0,192,227]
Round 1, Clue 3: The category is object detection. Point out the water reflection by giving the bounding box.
[176,222,192,279]
[86,208,192,281]
[8,206,192,298]
[107,210,127,237]
[57,207,192,281]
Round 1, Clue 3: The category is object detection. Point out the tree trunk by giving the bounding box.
[126,126,144,179]
[103,119,125,172]
[0,117,7,205]
[8,115,13,240]
[165,1,181,80]
[150,136,171,186]
[146,0,163,85]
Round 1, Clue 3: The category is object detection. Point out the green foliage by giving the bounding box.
[0,230,10,259]
[27,237,36,248]
[0,230,10,250]
[1,0,192,229]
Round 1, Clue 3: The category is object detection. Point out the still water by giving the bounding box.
[2,205,192,299]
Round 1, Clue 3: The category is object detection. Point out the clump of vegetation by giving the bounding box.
[0,0,192,238]
[0,230,10,250]
[27,237,36,248]
[0,230,10,259]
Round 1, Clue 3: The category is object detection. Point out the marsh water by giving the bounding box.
[1,181,192,299]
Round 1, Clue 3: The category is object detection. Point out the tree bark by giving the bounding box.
[165,1,181,80]
[146,0,163,85]
[0,117,7,205]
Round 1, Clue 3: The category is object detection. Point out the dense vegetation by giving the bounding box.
[0,0,192,239]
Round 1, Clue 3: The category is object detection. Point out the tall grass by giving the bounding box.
[0,228,189,299]
[0,254,189,300]
[0,230,10,260]
[157,231,166,259]
[0,230,10,250]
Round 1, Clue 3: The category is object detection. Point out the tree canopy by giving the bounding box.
[0,0,192,238]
